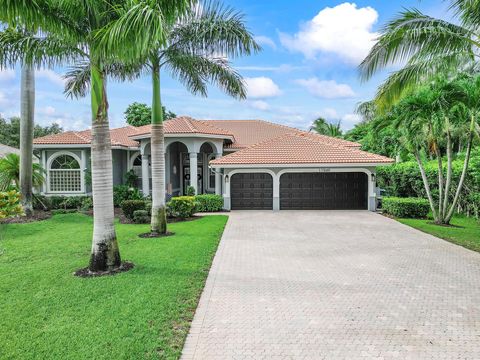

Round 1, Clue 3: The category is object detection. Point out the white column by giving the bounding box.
[272,172,280,211]
[189,152,198,194]
[41,150,47,194]
[141,153,150,195]
[368,171,376,211]
[81,149,87,193]
[214,153,222,195]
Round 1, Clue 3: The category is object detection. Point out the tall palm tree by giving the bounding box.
[97,1,260,236]
[358,2,478,109]
[2,0,192,272]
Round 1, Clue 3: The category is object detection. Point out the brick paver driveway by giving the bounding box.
[182,211,480,359]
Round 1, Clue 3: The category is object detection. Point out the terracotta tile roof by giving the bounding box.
[133,116,234,138]
[203,119,360,149]
[210,132,393,166]
[33,126,141,148]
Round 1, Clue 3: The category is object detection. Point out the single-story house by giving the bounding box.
[33,116,393,211]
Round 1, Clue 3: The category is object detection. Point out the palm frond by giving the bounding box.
[163,48,246,98]
[354,100,377,122]
[0,27,86,69]
[359,8,475,82]
[169,0,261,59]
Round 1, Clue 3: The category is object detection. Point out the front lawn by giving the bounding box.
[398,216,480,252]
[0,213,227,359]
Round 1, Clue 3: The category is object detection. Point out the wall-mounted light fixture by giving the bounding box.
[173,165,177,175]
[225,174,229,183]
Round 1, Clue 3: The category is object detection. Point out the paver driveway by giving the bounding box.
[182,211,480,359]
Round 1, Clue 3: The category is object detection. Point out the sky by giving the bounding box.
[0,0,451,133]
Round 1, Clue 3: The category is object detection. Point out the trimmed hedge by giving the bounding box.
[195,194,223,212]
[382,197,430,219]
[167,196,196,219]
[120,200,146,220]
[133,209,150,224]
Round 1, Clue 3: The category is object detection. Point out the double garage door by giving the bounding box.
[231,172,368,210]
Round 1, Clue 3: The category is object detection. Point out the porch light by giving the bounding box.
[225,174,229,183]
[173,165,177,175]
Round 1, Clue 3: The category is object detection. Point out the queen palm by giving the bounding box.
[2,1,193,272]
[97,1,260,236]
[359,1,478,109]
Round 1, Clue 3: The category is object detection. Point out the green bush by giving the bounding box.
[185,185,196,196]
[80,197,93,211]
[167,196,196,219]
[195,194,223,212]
[120,200,146,220]
[46,196,91,210]
[382,197,430,219]
[133,209,150,224]
[0,190,24,219]
[113,185,143,207]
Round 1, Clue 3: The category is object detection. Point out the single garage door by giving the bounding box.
[231,173,273,210]
[280,172,368,210]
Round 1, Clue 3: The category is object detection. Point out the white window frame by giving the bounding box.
[47,151,85,194]
[206,153,216,192]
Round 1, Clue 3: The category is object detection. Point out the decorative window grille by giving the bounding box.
[49,154,82,192]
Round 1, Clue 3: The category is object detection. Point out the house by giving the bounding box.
[33,116,393,211]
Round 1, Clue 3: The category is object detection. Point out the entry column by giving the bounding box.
[189,152,198,194]
[214,153,222,195]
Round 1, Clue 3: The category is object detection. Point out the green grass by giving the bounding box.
[398,216,480,252]
[0,214,228,360]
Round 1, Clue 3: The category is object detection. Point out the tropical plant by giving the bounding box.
[325,121,343,138]
[97,1,259,236]
[0,190,24,219]
[1,0,194,273]
[124,102,176,127]
[381,75,479,224]
[358,1,479,109]
[309,117,328,134]
[0,153,45,191]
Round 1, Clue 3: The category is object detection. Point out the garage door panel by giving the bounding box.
[231,173,273,210]
[280,172,367,210]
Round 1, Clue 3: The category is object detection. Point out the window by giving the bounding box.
[207,154,216,190]
[49,154,82,192]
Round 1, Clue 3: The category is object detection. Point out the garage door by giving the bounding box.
[231,173,273,210]
[280,172,368,210]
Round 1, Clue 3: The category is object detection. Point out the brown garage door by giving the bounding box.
[280,172,368,210]
[231,173,273,210]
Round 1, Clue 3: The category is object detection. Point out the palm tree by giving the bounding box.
[2,1,193,272]
[97,1,260,236]
[325,121,343,138]
[384,75,479,224]
[309,117,328,134]
[0,153,45,191]
[358,2,478,109]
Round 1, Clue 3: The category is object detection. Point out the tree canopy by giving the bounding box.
[124,102,176,127]
[0,116,62,148]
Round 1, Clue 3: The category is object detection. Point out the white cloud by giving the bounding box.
[36,69,65,87]
[0,69,15,82]
[296,78,355,98]
[318,108,339,119]
[248,100,269,111]
[254,35,277,49]
[237,64,305,73]
[245,77,282,98]
[341,113,362,130]
[279,2,379,64]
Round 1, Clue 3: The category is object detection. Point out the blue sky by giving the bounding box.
[0,0,450,132]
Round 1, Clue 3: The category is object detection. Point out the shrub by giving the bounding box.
[113,185,143,207]
[47,196,87,210]
[382,197,430,219]
[80,197,93,211]
[195,194,223,212]
[0,190,24,219]
[120,200,146,220]
[185,185,196,196]
[167,196,196,219]
[133,209,150,224]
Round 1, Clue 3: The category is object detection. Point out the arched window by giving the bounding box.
[48,153,82,192]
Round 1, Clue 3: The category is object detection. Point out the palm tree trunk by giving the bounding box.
[435,145,444,222]
[150,59,167,235]
[445,114,475,223]
[20,64,34,217]
[442,125,453,218]
[88,61,121,272]
[414,150,438,221]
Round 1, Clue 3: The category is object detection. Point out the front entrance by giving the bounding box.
[280,172,368,210]
[183,165,203,194]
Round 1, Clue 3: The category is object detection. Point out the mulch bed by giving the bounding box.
[0,210,52,224]
[138,231,175,238]
[74,261,134,278]
[426,221,464,228]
